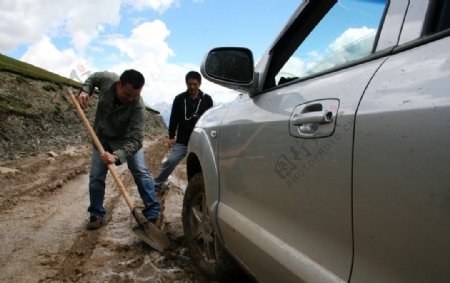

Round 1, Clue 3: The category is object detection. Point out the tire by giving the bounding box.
[182,173,242,281]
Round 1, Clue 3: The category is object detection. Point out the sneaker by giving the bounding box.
[86,215,104,230]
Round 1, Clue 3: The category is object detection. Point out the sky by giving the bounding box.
[0,0,300,106]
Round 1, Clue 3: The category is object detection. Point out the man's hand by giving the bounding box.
[168,138,176,148]
[100,152,118,165]
[77,91,90,109]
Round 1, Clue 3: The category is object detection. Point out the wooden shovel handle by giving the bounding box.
[67,88,134,210]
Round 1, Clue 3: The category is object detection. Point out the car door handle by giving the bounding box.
[290,100,339,138]
[292,110,333,126]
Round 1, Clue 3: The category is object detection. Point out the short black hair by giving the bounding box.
[120,69,145,89]
[185,71,201,84]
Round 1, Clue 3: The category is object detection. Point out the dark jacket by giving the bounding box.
[81,71,146,164]
[169,90,213,145]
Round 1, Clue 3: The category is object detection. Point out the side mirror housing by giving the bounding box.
[201,47,255,87]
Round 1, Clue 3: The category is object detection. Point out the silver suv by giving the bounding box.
[182,1,450,282]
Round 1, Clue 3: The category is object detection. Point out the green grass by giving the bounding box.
[0,53,81,88]
[0,91,36,117]
[0,53,82,117]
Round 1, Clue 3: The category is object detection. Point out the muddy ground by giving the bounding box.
[0,135,211,282]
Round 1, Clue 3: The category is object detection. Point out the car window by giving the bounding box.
[276,0,387,86]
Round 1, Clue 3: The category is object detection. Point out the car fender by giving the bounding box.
[187,126,221,230]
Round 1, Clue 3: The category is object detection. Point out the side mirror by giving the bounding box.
[202,47,254,84]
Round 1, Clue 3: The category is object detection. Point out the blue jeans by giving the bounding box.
[154,143,187,189]
[88,147,160,220]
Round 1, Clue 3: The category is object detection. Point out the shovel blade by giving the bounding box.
[132,222,170,252]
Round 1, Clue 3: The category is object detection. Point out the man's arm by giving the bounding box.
[205,94,214,110]
[168,96,180,140]
[77,71,117,109]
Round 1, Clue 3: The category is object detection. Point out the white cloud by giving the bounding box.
[20,35,95,80]
[0,0,121,53]
[55,0,122,52]
[104,20,173,63]
[279,26,377,77]
[123,0,179,13]
[277,56,305,79]
[328,26,376,61]
[0,1,52,52]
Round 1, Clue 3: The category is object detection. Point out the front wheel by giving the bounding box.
[182,173,241,281]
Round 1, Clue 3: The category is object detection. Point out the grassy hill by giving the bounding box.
[0,53,81,88]
[0,53,83,117]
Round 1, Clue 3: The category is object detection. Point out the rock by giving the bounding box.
[0,166,19,174]
[47,151,58,157]
[63,146,79,157]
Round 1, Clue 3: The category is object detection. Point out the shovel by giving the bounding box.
[67,88,170,252]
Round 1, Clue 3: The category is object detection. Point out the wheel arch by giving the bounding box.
[186,127,221,229]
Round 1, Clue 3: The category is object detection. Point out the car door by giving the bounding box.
[214,1,402,282]
[351,1,450,282]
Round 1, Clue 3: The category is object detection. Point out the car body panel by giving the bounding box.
[216,58,387,282]
[218,203,346,283]
[352,36,450,283]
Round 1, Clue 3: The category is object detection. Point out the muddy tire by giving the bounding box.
[182,173,241,281]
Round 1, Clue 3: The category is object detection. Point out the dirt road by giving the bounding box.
[0,136,209,282]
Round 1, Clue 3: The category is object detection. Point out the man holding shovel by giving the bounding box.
[77,69,160,230]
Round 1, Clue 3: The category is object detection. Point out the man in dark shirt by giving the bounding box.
[154,71,213,190]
